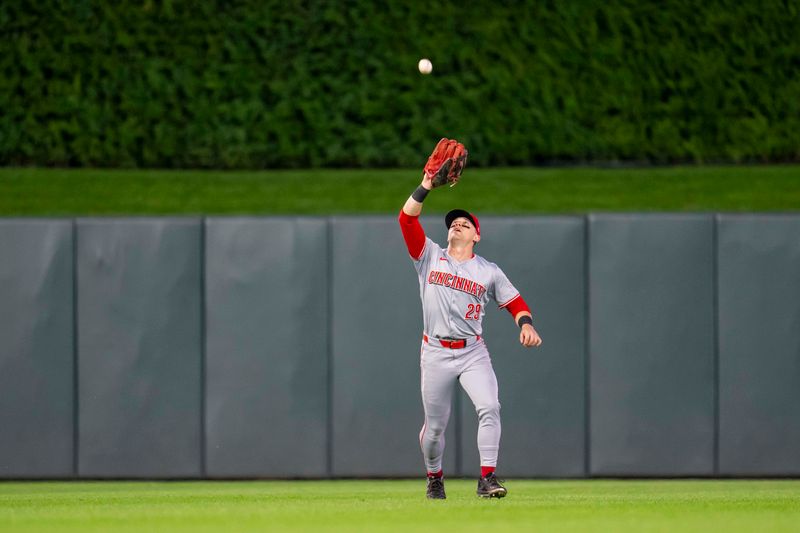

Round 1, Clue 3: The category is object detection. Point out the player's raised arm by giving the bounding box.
[401,174,433,217]
[399,138,468,259]
[398,173,433,259]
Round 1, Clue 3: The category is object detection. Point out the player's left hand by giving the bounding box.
[423,138,468,188]
[520,324,542,347]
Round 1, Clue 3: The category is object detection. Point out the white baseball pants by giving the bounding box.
[419,337,501,473]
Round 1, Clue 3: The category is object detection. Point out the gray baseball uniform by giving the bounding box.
[412,236,521,473]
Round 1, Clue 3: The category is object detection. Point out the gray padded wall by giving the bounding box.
[330,216,457,476]
[77,219,202,477]
[718,215,800,475]
[205,218,328,477]
[589,215,715,476]
[458,217,586,477]
[0,220,74,477]
[5,214,800,479]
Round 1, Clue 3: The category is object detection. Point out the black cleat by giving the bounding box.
[426,475,446,499]
[476,472,507,498]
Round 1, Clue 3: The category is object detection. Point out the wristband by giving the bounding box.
[517,315,533,328]
[411,185,430,203]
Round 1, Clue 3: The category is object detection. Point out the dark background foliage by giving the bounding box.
[1,0,798,168]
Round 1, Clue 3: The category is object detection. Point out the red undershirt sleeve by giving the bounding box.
[398,210,426,260]
[504,295,531,318]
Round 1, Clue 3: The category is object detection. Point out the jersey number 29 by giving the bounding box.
[465,304,481,320]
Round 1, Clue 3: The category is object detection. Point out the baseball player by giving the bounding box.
[398,139,542,499]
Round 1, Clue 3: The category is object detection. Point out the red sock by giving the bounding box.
[427,470,443,478]
[481,466,495,477]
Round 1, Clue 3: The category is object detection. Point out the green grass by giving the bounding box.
[1,165,799,215]
[1,480,799,532]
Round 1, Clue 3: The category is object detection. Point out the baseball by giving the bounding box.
[418,58,433,75]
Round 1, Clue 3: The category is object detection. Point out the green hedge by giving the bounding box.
[1,1,798,168]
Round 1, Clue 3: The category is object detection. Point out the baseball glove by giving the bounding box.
[423,138,468,188]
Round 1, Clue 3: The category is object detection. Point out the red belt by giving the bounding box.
[423,334,479,349]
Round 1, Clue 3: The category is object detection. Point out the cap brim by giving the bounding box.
[445,209,478,231]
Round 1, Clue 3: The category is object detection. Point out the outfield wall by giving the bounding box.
[1,215,799,478]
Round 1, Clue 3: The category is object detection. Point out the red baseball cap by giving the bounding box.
[445,209,480,235]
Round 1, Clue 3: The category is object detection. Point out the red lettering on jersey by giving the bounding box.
[426,270,487,301]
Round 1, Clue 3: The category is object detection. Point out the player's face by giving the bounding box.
[448,217,479,245]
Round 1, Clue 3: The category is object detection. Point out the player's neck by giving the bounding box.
[447,243,474,262]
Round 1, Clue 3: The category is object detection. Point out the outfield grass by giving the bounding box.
[1,480,799,532]
[1,165,799,215]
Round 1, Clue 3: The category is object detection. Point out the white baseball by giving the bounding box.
[418,58,433,75]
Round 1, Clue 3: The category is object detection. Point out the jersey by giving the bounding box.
[413,237,520,339]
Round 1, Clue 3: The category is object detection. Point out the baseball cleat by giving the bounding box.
[426,475,446,499]
[476,472,507,498]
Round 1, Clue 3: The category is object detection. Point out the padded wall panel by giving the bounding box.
[718,215,800,475]
[589,215,715,475]
[205,218,328,477]
[0,220,74,477]
[330,216,458,476]
[458,217,587,477]
[77,218,202,477]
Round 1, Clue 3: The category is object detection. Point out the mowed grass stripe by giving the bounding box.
[1,165,799,215]
[1,480,799,532]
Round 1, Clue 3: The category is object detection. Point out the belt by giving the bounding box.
[423,334,481,349]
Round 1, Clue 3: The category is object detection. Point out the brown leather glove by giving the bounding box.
[423,138,468,188]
